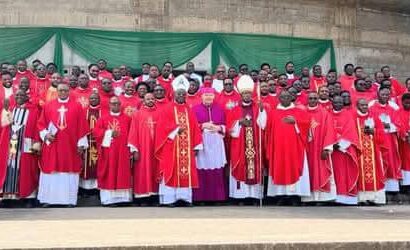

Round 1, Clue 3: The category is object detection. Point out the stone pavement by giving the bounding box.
[1,205,410,249]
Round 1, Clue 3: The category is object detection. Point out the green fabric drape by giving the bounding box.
[53,31,63,74]
[0,27,336,74]
[60,28,212,70]
[0,27,55,64]
[213,33,334,73]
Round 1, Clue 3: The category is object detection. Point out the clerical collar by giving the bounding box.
[89,76,98,81]
[318,99,329,104]
[357,110,368,116]
[378,101,387,107]
[90,105,100,109]
[110,111,120,116]
[307,105,318,110]
[333,109,342,114]
[58,97,69,103]
[241,101,252,107]
[269,93,277,97]
[286,73,295,79]
[223,90,234,95]
[187,93,197,97]
[277,103,295,110]
[124,93,133,98]
[37,77,46,80]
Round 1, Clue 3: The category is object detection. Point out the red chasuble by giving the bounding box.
[93,112,131,190]
[355,111,385,192]
[339,74,356,91]
[216,90,241,112]
[33,77,50,105]
[98,70,112,80]
[99,91,115,116]
[89,77,101,92]
[186,93,201,109]
[390,77,406,98]
[398,108,410,172]
[318,99,332,112]
[43,86,58,105]
[155,102,202,188]
[81,106,101,181]
[226,102,264,185]
[265,104,310,185]
[155,98,169,111]
[157,76,174,101]
[310,76,327,92]
[306,105,337,193]
[72,87,93,110]
[331,109,360,197]
[369,101,402,181]
[351,90,377,108]
[260,94,278,113]
[0,103,40,198]
[38,98,89,173]
[128,105,160,195]
[119,94,141,117]
[14,70,36,87]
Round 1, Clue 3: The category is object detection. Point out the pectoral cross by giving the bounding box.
[57,105,68,130]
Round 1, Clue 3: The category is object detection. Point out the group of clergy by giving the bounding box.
[0,58,410,208]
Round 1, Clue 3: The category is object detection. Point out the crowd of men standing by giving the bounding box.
[0,58,410,208]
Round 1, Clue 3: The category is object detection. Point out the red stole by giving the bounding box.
[155,103,202,188]
[81,106,101,180]
[306,106,337,192]
[226,102,262,184]
[355,112,385,192]
[94,113,131,190]
[128,105,160,195]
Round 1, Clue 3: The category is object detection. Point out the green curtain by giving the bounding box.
[0,27,336,74]
[0,27,55,64]
[59,28,212,70]
[213,33,335,73]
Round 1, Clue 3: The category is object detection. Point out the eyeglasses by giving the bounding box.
[217,71,225,73]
